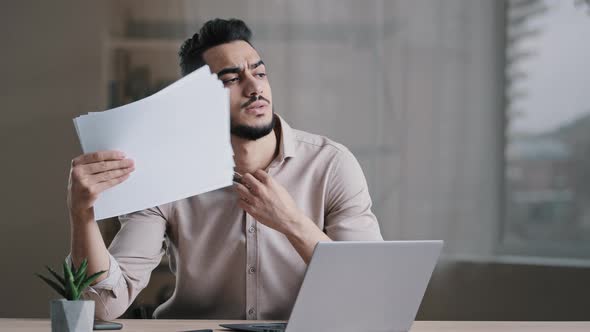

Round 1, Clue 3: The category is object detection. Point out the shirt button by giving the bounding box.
[248,308,256,316]
[248,266,256,274]
[248,226,256,233]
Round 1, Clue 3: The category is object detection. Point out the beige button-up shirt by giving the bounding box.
[81,114,383,321]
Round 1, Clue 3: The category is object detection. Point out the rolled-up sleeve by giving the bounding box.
[77,207,167,320]
[324,148,383,241]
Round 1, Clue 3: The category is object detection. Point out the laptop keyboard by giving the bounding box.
[250,323,287,331]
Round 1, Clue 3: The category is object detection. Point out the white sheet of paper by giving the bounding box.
[73,65,235,220]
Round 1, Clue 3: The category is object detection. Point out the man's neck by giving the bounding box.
[232,127,280,175]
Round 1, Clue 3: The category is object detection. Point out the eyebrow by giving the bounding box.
[216,60,265,77]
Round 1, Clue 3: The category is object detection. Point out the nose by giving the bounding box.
[243,73,263,97]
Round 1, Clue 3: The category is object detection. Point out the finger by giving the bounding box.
[92,167,135,183]
[234,182,258,205]
[91,173,131,194]
[241,173,264,195]
[252,169,271,184]
[72,150,126,167]
[237,199,258,217]
[81,159,135,175]
[237,198,250,211]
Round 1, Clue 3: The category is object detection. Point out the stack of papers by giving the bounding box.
[74,65,234,220]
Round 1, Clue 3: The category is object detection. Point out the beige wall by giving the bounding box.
[0,0,106,317]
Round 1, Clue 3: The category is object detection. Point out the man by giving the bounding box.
[67,18,382,321]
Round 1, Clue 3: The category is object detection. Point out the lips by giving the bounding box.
[244,100,268,115]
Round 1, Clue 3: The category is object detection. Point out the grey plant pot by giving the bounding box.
[50,299,95,332]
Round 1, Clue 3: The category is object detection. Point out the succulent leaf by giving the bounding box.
[63,261,76,301]
[45,266,65,287]
[35,273,66,298]
[74,268,86,289]
[71,288,81,301]
[78,270,107,293]
[74,259,88,282]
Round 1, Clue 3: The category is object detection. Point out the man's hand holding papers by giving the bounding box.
[71,65,234,221]
[68,151,135,216]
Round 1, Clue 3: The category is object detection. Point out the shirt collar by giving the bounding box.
[274,113,296,162]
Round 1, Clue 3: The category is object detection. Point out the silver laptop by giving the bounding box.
[220,240,443,332]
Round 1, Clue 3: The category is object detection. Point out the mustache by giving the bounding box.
[241,95,271,109]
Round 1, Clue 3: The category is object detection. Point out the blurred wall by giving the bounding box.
[0,0,107,317]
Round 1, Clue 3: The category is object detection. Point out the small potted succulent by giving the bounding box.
[36,258,106,332]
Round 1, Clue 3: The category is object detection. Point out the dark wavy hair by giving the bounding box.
[178,18,253,76]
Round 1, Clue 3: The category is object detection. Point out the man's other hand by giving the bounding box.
[234,169,305,235]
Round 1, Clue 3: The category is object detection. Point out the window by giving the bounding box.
[502,0,590,259]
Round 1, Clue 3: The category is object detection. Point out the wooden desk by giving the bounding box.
[1,319,589,331]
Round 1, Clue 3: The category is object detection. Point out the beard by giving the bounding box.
[230,109,276,141]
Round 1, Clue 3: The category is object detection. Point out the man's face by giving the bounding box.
[203,40,274,140]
